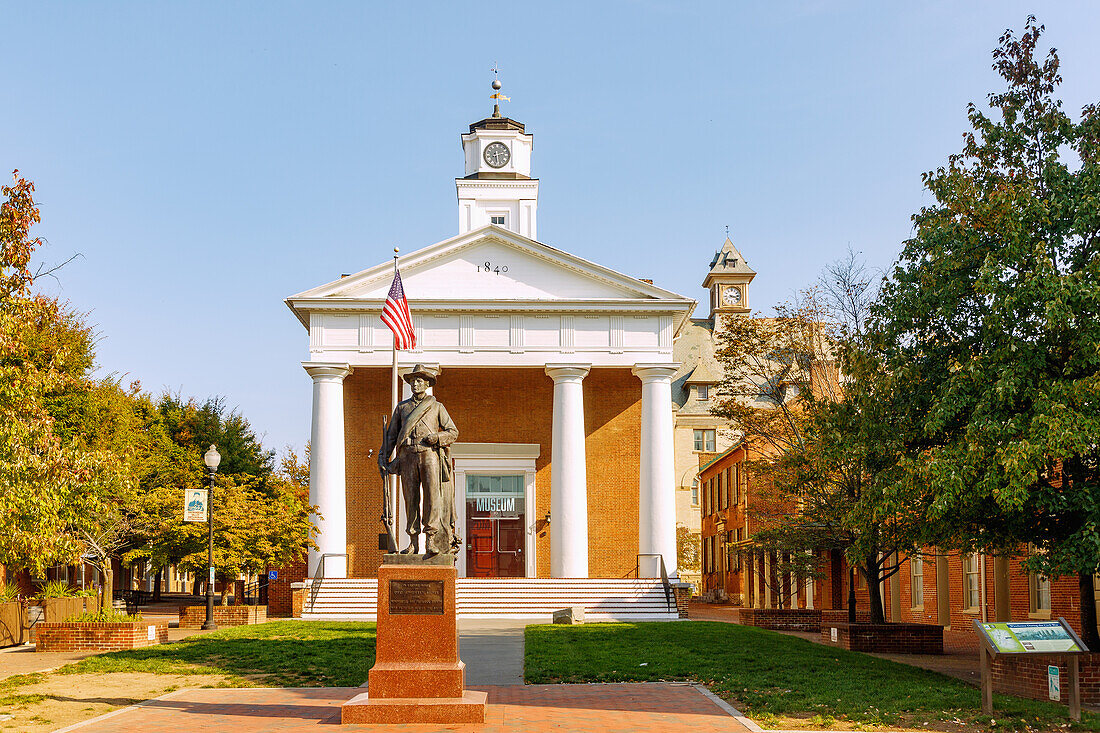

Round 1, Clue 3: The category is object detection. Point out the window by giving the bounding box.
[910,555,924,608]
[1030,573,1051,613]
[490,215,506,226]
[963,553,981,610]
[691,479,699,506]
[693,429,716,452]
[731,465,740,505]
[718,473,724,509]
[697,385,709,401]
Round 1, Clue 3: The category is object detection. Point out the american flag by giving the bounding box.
[381,270,415,350]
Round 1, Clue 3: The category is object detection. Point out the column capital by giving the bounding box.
[545,363,591,382]
[631,363,678,383]
[302,361,352,382]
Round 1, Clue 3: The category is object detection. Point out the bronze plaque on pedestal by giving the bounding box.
[389,579,445,615]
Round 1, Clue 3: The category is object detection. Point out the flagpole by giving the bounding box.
[389,248,401,551]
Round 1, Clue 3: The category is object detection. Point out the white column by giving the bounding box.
[304,362,351,579]
[633,364,678,578]
[545,364,591,578]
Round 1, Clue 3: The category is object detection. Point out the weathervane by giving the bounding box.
[489,65,510,118]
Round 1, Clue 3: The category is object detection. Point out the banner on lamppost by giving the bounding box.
[183,489,208,522]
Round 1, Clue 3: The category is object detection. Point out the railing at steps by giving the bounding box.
[308,553,347,612]
[637,553,675,615]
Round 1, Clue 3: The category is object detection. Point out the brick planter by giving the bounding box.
[36,621,168,652]
[820,621,943,654]
[740,608,822,632]
[820,609,873,625]
[991,653,1100,707]
[178,605,267,629]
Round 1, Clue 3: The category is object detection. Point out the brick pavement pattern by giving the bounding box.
[67,683,751,732]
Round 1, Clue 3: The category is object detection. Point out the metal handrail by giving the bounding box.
[309,553,347,611]
[637,553,676,615]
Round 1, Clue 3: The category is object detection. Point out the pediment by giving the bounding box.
[289,226,687,304]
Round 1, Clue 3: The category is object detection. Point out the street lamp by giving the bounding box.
[202,444,221,630]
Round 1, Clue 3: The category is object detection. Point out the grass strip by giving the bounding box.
[525,621,1100,731]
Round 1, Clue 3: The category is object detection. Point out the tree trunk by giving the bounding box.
[864,556,886,624]
[847,568,857,622]
[191,577,200,596]
[101,566,113,613]
[152,567,163,603]
[1080,573,1100,652]
[219,578,230,607]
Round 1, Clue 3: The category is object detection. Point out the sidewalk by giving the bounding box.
[55,683,754,732]
[689,601,981,686]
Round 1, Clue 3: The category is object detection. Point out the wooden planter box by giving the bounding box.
[991,653,1100,707]
[40,596,87,622]
[178,604,267,629]
[35,621,168,652]
[740,608,822,632]
[821,621,944,655]
[0,601,24,647]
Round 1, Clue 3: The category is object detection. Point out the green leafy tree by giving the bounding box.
[871,18,1100,646]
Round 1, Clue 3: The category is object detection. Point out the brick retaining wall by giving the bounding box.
[672,584,691,618]
[178,605,266,628]
[740,608,822,632]
[36,621,168,652]
[991,654,1100,707]
[821,621,944,654]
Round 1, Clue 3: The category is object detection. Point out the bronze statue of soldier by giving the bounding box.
[379,365,460,557]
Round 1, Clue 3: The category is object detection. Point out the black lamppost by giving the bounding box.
[202,444,221,630]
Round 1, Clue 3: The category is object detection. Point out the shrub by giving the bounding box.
[0,582,18,603]
[38,580,73,599]
[74,588,98,598]
[65,609,143,623]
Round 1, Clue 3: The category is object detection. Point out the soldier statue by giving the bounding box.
[379,364,460,557]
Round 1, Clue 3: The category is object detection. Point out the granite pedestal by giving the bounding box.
[341,555,487,724]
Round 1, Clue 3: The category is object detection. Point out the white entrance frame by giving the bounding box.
[451,442,540,579]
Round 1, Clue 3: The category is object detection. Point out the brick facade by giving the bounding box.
[178,605,267,628]
[267,559,307,617]
[342,366,643,579]
[35,621,168,652]
[885,550,1098,644]
[990,654,1100,707]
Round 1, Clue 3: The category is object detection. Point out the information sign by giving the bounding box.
[268,570,278,581]
[979,621,1082,653]
[183,489,208,523]
[1049,665,1061,701]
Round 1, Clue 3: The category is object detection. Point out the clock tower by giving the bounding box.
[456,80,538,239]
[702,236,755,322]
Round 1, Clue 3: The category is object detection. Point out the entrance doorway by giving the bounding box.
[465,474,525,578]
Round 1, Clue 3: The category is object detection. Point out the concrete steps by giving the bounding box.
[301,577,678,621]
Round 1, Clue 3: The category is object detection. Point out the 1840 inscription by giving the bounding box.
[389,579,445,615]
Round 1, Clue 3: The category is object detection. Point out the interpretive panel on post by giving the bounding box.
[389,579,445,615]
[978,621,1083,654]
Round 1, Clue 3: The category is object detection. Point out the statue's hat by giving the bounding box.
[402,364,438,386]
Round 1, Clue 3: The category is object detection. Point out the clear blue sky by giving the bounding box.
[4,1,1099,454]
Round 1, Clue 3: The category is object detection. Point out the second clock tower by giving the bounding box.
[702,236,755,323]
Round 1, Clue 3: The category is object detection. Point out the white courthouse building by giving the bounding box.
[286,102,700,595]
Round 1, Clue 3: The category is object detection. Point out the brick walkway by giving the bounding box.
[59,683,752,732]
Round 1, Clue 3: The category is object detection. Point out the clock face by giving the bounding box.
[723,287,742,305]
[483,142,510,168]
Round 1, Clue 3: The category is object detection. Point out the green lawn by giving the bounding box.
[525,621,1100,731]
[59,621,376,687]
